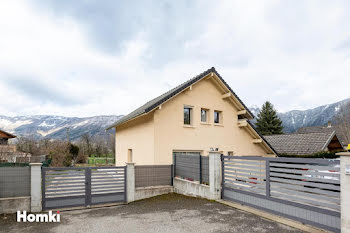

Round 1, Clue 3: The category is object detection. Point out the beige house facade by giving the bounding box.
[108,68,276,166]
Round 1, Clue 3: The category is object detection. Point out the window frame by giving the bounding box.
[183,106,193,125]
[200,108,209,123]
[214,110,222,124]
[128,149,133,163]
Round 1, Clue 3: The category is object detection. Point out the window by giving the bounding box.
[214,110,222,124]
[128,149,133,163]
[228,151,234,156]
[184,107,192,125]
[201,108,208,122]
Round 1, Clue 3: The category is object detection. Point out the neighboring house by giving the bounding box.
[296,121,348,149]
[0,129,29,162]
[264,131,343,155]
[107,67,276,165]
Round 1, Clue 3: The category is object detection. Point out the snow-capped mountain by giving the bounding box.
[1,97,349,140]
[250,98,350,133]
[0,115,123,141]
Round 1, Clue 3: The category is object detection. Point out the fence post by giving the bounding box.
[171,164,174,186]
[173,153,176,179]
[265,159,270,197]
[337,152,350,232]
[126,163,135,203]
[209,152,221,200]
[199,155,202,184]
[30,163,42,212]
[221,154,224,199]
[85,168,91,207]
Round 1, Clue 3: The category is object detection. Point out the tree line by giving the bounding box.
[15,133,115,167]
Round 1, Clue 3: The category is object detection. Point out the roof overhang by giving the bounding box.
[238,119,277,156]
[0,129,16,138]
[107,67,254,129]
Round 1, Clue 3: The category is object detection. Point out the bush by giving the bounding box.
[63,154,72,167]
[279,150,344,159]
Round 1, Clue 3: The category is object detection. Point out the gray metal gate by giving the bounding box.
[42,166,126,210]
[222,156,340,232]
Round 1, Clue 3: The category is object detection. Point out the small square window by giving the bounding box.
[214,110,222,124]
[184,107,192,125]
[201,109,208,122]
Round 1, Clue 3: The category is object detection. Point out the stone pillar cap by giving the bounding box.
[29,163,42,166]
[336,152,350,156]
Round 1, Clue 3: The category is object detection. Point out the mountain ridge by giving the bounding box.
[0,97,349,140]
[250,97,350,132]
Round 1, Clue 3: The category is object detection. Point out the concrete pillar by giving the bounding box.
[209,152,221,200]
[30,163,42,212]
[126,163,135,203]
[337,152,350,232]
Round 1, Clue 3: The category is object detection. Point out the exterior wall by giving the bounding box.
[0,197,30,214]
[115,77,272,165]
[115,113,155,166]
[134,186,173,201]
[154,78,270,164]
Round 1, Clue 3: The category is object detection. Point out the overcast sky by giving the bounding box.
[1,0,350,117]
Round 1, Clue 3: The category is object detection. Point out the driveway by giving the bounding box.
[0,193,302,233]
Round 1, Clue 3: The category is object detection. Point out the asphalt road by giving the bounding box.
[0,193,302,233]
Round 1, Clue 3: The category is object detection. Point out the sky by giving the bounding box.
[0,0,350,117]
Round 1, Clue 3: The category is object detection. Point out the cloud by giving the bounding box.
[0,0,350,117]
[5,76,83,106]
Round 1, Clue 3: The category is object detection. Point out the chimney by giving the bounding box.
[327,121,332,128]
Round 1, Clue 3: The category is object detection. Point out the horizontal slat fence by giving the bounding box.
[42,166,126,210]
[223,158,266,195]
[201,156,209,184]
[269,159,340,212]
[0,167,30,198]
[135,165,172,187]
[222,156,340,232]
[173,152,209,184]
[90,167,126,205]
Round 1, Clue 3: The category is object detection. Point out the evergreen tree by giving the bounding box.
[255,101,283,135]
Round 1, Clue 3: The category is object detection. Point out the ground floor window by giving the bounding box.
[128,149,133,162]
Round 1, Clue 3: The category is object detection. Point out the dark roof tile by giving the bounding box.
[264,131,336,155]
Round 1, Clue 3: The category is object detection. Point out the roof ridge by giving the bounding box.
[107,67,252,129]
[265,130,336,137]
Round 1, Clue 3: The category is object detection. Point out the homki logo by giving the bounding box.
[17,211,61,222]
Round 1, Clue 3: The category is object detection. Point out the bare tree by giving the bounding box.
[81,133,93,156]
[333,101,350,146]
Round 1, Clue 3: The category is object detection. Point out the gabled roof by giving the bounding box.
[264,131,340,155]
[0,129,16,139]
[296,125,348,146]
[107,67,254,129]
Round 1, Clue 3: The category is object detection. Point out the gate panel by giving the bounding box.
[91,167,126,205]
[43,167,86,210]
[42,166,126,210]
[222,156,340,232]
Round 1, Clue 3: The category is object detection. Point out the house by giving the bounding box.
[264,130,343,155]
[0,129,29,162]
[296,121,349,150]
[0,129,16,145]
[107,67,277,165]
